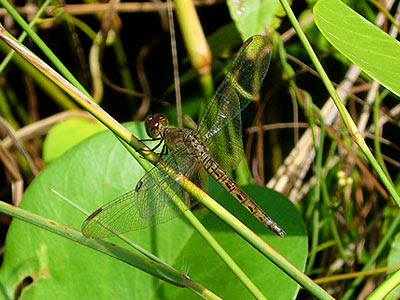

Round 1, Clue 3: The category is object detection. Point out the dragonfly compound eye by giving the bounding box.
[145,115,154,127]
[154,113,169,127]
[144,115,159,138]
[146,114,167,138]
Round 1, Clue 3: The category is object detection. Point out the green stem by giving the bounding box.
[321,178,346,259]
[0,24,151,164]
[0,0,77,112]
[306,210,320,274]
[305,101,325,219]
[174,0,214,119]
[368,0,400,32]
[342,213,400,300]
[113,36,137,104]
[50,188,170,268]
[279,0,400,207]
[0,0,52,74]
[0,40,78,110]
[307,104,326,275]
[373,92,392,183]
[366,268,400,300]
[62,14,98,41]
[0,200,221,299]
[0,0,91,98]
[0,86,18,129]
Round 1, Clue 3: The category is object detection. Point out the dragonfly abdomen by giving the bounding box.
[201,153,286,237]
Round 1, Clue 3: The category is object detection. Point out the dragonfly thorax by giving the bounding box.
[145,113,169,139]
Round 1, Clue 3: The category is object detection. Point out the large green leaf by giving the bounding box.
[314,0,400,97]
[0,123,306,299]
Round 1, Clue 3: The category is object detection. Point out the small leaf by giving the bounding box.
[43,116,105,164]
[227,0,286,40]
[314,0,400,97]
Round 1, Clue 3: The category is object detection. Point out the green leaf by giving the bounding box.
[314,0,400,97]
[0,123,306,299]
[42,116,105,164]
[227,0,286,40]
[158,184,307,299]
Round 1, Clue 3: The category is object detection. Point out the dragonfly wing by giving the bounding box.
[198,35,272,170]
[205,88,246,171]
[188,167,209,207]
[134,147,202,219]
[82,189,140,238]
[191,167,209,193]
[82,146,201,238]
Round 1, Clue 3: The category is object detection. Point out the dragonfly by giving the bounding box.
[82,35,285,238]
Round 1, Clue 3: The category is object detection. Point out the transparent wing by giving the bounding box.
[82,145,202,239]
[198,35,272,170]
[134,146,202,219]
[188,167,209,207]
[191,168,209,194]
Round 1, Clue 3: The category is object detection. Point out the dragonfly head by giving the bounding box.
[145,113,169,138]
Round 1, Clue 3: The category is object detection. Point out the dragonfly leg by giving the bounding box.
[150,139,164,152]
[139,137,161,142]
[139,138,163,153]
[156,144,169,163]
[135,138,163,159]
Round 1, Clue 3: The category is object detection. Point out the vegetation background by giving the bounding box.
[0,0,399,299]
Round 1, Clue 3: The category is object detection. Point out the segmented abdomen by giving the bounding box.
[200,153,286,237]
